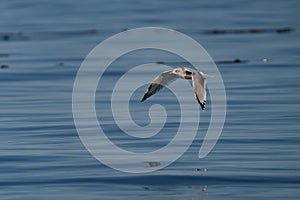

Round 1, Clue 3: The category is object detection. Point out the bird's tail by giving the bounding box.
[202,73,214,79]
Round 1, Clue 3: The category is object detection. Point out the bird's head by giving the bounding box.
[184,69,193,79]
[172,67,193,79]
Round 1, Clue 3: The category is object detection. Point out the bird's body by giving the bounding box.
[141,67,213,110]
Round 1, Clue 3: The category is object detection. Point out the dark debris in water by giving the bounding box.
[196,168,207,172]
[156,58,249,65]
[196,168,207,176]
[0,27,293,42]
[198,27,293,35]
[217,58,249,64]
[0,53,9,58]
[1,64,9,69]
[0,32,30,41]
[57,62,65,67]
[41,29,100,36]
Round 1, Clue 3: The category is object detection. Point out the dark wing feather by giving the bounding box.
[192,71,206,110]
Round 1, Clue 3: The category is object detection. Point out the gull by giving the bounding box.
[141,67,213,110]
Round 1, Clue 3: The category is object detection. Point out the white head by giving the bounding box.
[172,67,193,79]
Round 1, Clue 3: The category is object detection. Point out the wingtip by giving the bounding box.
[200,104,205,111]
[141,95,147,102]
[195,94,206,110]
[199,100,206,110]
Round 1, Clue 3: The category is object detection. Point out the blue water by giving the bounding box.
[1,0,300,199]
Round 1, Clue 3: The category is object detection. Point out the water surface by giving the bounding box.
[0,0,300,199]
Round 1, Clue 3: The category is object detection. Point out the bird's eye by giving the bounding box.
[175,70,179,73]
[185,71,192,75]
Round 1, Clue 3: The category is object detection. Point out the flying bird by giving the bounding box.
[141,67,213,110]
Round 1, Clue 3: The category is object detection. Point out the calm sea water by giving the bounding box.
[1,0,300,199]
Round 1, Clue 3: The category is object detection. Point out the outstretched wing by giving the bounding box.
[192,71,206,110]
[141,70,179,102]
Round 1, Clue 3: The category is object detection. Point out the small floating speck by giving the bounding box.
[262,58,268,63]
[57,62,65,67]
